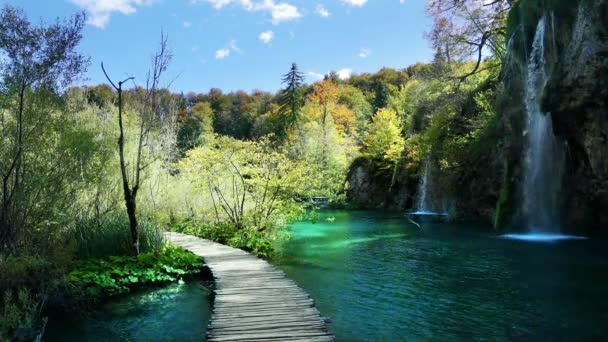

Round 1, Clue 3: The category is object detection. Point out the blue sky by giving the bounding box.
[3,0,433,93]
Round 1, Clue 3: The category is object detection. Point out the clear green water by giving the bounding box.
[274,211,608,341]
[45,281,211,341]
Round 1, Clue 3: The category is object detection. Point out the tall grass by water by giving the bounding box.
[73,213,165,259]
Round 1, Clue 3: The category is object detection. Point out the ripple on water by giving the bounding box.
[501,233,588,242]
[276,211,608,341]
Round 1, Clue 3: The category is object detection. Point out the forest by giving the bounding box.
[2,0,608,340]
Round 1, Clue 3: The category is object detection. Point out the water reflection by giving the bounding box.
[45,281,212,342]
[275,211,608,341]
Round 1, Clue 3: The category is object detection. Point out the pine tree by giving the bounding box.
[373,81,389,112]
[278,63,305,139]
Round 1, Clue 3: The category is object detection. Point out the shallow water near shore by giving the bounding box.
[274,210,608,341]
[44,281,212,341]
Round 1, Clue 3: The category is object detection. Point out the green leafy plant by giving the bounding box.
[67,246,203,298]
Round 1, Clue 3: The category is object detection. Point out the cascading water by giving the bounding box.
[407,159,447,223]
[503,16,586,242]
[521,16,565,232]
[416,159,431,213]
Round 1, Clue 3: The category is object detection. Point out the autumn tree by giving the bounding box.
[309,80,341,164]
[332,105,357,136]
[309,80,340,129]
[102,33,173,255]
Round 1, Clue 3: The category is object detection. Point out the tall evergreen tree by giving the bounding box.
[278,63,305,139]
[373,81,390,112]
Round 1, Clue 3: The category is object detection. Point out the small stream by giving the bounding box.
[45,281,212,341]
[274,211,608,341]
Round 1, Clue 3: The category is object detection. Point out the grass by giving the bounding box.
[73,213,165,259]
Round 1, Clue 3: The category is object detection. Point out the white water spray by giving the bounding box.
[416,159,431,213]
[520,16,567,234]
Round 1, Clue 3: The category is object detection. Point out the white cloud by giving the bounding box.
[266,2,301,24]
[337,68,353,79]
[358,48,371,58]
[307,71,325,81]
[183,21,192,28]
[214,40,241,59]
[215,48,230,59]
[308,68,352,81]
[70,0,155,28]
[229,40,242,53]
[259,30,274,44]
[400,0,405,3]
[194,0,302,24]
[315,4,330,17]
[341,0,367,6]
[198,0,239,9]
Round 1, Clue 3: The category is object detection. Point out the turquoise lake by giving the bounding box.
[274,211,608,341]
[45,281,211,341]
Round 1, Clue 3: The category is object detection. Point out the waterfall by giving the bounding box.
[416,159,431,213]
[521,17,565,232]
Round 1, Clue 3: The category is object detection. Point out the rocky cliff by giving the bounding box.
[348,0,608,232]
[500,0,608,232]
[347,157,414,210]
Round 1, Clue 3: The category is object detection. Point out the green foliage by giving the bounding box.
[0,288,44,341]
[84,84,115,108]
[170,220,284,259]
[177,101,214,153]
[67,246,203,298]
[228,230,276,259]
[73,213,165,260]
[372,82,391,112]
[364,108,405,170]
[171,221,238,245]
[278,63,305,139]
[0,5,91,254]
[178,135,308,231]
[0,254,71,341]
[338,84,374,141]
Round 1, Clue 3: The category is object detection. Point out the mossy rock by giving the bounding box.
[507,0,583,63]
[494,160,518,231]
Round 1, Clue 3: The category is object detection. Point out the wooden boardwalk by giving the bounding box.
[165,232,334,342]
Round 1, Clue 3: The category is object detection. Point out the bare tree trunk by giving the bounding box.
[102,63,139,255]
[117,82,140,255]
[101,34,171,255]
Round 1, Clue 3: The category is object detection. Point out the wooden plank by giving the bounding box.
[209,317,326,328]
[165,232,334,341]
[207,332,334,342]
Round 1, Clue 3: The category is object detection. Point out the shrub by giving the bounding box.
[67,246,203,299]
[0,255,67,341]
[170,220,285,259]
[171,221,238,245]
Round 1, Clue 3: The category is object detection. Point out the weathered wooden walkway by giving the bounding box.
[165,232,334,342]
